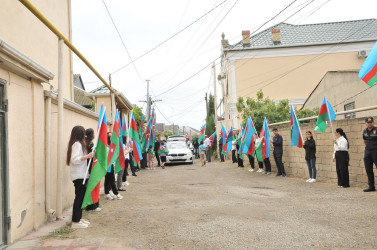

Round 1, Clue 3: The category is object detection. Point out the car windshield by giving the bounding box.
[167,143,187,149]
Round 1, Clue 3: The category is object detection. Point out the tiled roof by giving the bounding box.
[74,86,92,106]
[73,74,85,90]
[226,19,377,51]
[89,85,133,110]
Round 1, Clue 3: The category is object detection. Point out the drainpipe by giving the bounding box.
[56,38,64,219]
[44,93,55,221]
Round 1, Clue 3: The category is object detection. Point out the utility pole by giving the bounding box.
[146,80,150,122]
[139,79,161,123]
[213,62,218,125]
[109,73,115,123]
[205,93,208,115]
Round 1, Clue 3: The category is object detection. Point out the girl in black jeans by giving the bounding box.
[303,131,317,183]
[67,126,94,229]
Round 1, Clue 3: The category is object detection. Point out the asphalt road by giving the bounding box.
[67,159,377,249]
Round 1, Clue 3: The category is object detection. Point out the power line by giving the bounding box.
[102,0,145,86]
[110,0,230,75]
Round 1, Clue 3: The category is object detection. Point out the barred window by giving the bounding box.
[344,102,356,119]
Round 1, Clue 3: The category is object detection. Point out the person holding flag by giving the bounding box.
[158,141,169,169]
[271,128,286,177]
[236,132,244,167]
[66,125,94,229]
[218,132,224,162]
[303,131,317,183]
[260,117,272,175]
[333,128,350,188]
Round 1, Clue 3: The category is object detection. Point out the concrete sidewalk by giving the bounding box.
[7,209,104,250]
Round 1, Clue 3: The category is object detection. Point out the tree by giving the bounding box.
[205,94,217,152]
[236,90,318,131]
[164,131,173,138]
[132,106,143,125]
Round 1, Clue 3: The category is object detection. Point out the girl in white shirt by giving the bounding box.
[333,128,350,188]
[66,126,94,229]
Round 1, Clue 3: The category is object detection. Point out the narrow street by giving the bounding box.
[32,159,377,249]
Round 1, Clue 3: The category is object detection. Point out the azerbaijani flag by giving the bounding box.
[121,114,128,137]
[198,124,206,144]
[158,145,169,154]
[254,137,263,162]
[114,111,125,173]
[209,131,216,148]
[260,117,270,160]
[290,104,303,148]
[314,96,336,133]
[222,126,234,155]
[107,110,120,168]
[238,120,250,159]
[221,125,227,145]
[82,104,108,208]
[241,117,257,156]
[359,42,377,86]
[130,112,143,163]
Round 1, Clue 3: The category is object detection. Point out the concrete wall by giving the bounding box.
[0,0,72,100]
[303,71,377,118]
[0,66,99,242]
[270,117,373,187]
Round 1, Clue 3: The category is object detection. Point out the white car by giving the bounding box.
[166,141,193,164]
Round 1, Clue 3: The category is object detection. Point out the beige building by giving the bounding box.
[0,0,132,245]
[303,70,377,119]
[219,19,377,131]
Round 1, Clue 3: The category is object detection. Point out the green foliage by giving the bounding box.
[156,131,161,137]
[237,90,318,131]
[206,94,216,151]
[132,106,143,125]
[43,226,73,239]
[164,131,173,137]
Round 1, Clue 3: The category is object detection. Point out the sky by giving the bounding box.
[71,0,377,130]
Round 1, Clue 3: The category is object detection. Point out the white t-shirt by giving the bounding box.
[69,141,89,181]
[333,136,348,158]
[204,138,211,147]
[232,140,236,150]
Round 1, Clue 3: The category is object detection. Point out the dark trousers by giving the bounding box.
[364,149,377,188]
[257,161,263,169]
[122,159,128,182]
[264,158,271,172]
[72,179,86,222]
[104,167,118,195]
[128,154,136,174]
[206,148,211,162]
[232,150,237,163]
[219,145,224,162]
[335,151,349,187]
[155,151,161,166]
[237,153,244,167]
[273,152,286,175]
[141,152,148,168]
[248,155,255,169]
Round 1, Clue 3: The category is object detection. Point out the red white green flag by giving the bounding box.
[82,104,108,208]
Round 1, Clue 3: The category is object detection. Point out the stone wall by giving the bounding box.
[270,117,373,187]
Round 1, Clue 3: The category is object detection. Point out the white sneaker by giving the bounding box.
[125,181,130,186]
[109,191,115,197]
[71,221,88,229]
[309,179,316,183]
[80,219,90,225]
[105,194,113,200]
[249,169,255,172]
[93,207,102,212]
[306,178,312,182]
[257,169,263,173]
[114,194,123,200]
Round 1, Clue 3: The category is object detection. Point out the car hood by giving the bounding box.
[168,148,192,154]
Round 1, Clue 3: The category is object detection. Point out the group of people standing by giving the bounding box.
[215,116,377,192]
[193,136,212,166]
[66,126,169,229]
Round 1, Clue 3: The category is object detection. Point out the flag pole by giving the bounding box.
[82,105,106,184]
[292,105,304,144]
[325,96,336,140]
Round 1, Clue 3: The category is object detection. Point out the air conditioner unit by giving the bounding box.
[358,50,370,58]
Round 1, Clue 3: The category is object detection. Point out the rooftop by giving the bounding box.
[88,85,133,110]
[226,19,377,51]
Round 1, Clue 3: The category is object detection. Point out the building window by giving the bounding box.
[344,102,356,119]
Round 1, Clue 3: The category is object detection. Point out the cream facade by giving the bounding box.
[219,19,377,130]
[303,70,377,118]
[0,0,118,245]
